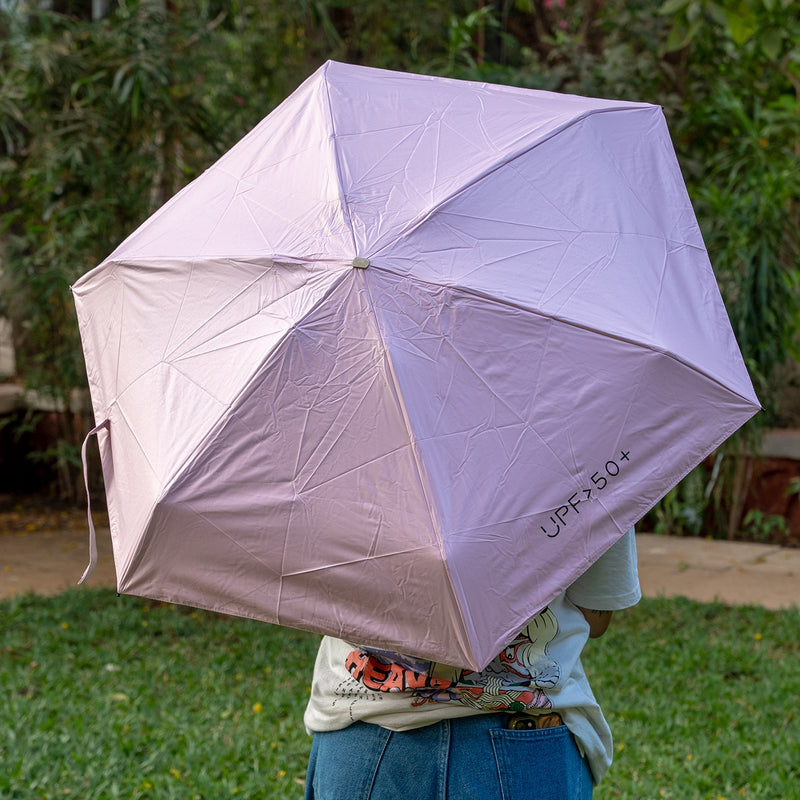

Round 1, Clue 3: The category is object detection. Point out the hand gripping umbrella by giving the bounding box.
[72,61,759,671]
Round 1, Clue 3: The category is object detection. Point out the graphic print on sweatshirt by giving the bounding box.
[345,607,560,712]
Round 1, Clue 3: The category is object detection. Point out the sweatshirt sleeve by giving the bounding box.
[565,528,641,611]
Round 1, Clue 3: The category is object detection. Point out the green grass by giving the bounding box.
[1,590,318,799]
[588,597,800,800]
[1,592,799,799]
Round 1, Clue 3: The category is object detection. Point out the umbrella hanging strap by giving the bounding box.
[78,418,110,585]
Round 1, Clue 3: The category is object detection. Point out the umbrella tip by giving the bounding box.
[352,257,370,269]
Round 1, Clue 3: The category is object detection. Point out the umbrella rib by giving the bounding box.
[407,214,566,288]
[430,206,685,245]
[358,271,448,550]
[355,271,478,650]
[160,262,351,403]
[114,273,126,397]
[162,260,197,360]
[158,271,354,500]
[280,546,439,578]
[297,443,419,495]
[132,271,360,601]
[323,65,359,257]
[162,260,321,362]
[433,206,578,235]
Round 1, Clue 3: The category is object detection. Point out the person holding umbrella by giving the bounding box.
[304,527,640,798]
[70,62,754,797]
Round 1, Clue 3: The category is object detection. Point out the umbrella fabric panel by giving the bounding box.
[375,106,757,404]
[125,498,471,666]
[159,260,347,406]
[276,553,470,667]
[100,73,353,263]
[123,498,285,610]
[92,418,157,585]
[72,265,126,420]
[325,61,649,257]
[122,269,477,667]
[72,258,346,586]
[367,267,759,666]
[73,258,344,477]
[73,258,344,410]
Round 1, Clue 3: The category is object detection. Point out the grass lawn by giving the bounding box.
[2,590,798,799]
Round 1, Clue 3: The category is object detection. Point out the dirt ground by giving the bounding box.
[3,502,800,611]
[0,504,116,597]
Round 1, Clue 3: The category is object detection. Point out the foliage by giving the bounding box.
[1,589,799,797]
[0,1,302,500]
[661,0,800,412]
[644,0,800,536]
[741,507,789,542]
[648,457,719,537]
[1,0,798,536]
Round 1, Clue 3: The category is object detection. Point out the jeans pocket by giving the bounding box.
[489,725,593,800]
[307,723,393,800]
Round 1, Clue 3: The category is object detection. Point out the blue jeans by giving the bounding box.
[305,714,593,800]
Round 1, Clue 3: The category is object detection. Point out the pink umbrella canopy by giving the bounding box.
[72,61,759,671]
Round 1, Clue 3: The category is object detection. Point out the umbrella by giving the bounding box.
[72,60,759,671]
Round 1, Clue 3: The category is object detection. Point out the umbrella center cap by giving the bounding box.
[352,257,370,269]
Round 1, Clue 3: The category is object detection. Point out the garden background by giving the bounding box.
[1,2,799,798]
[1,0,799,542]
